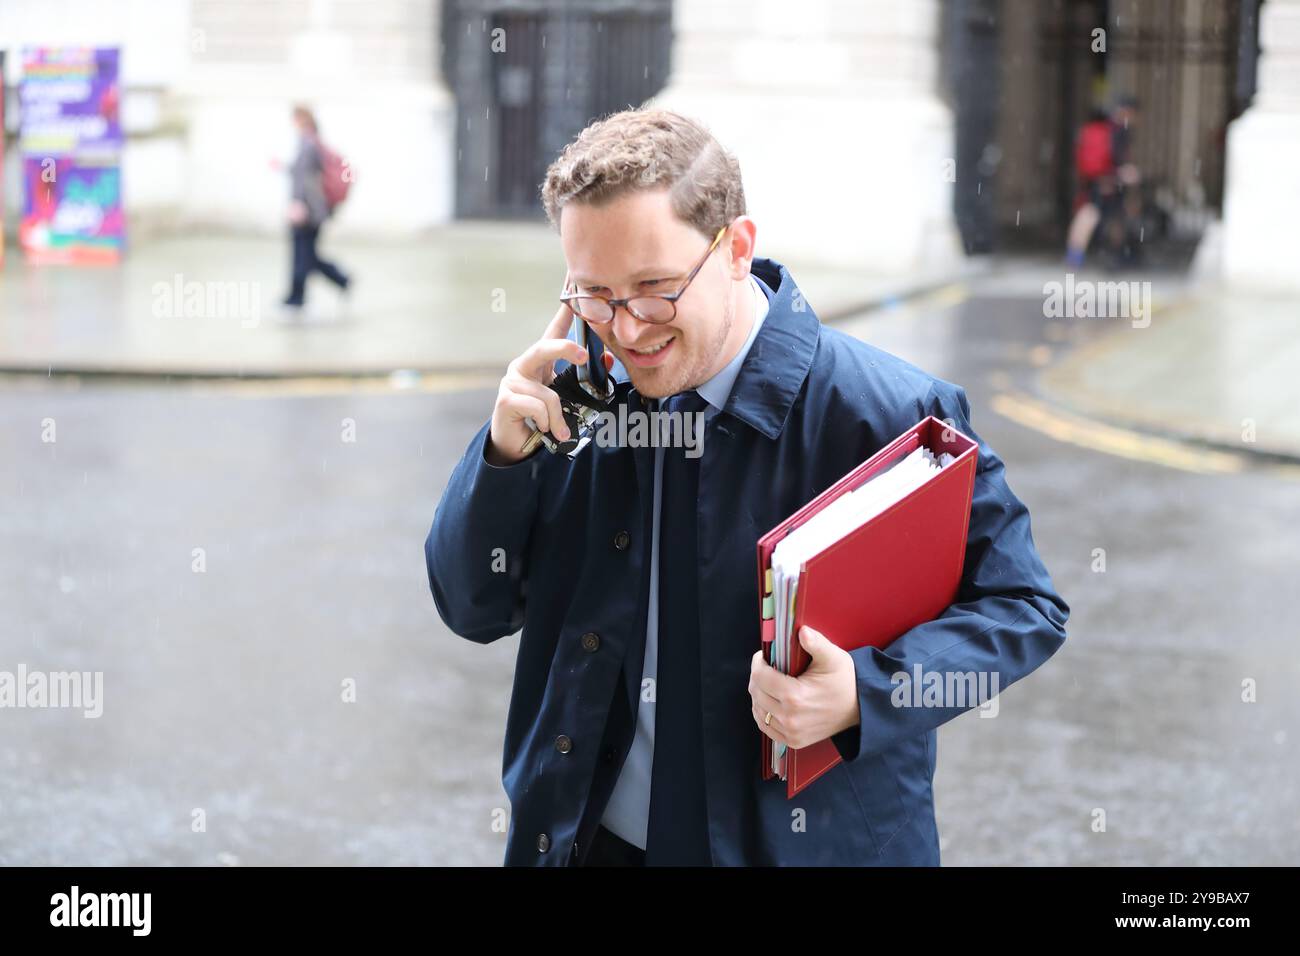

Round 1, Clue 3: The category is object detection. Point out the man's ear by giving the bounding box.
[725,215,758,280]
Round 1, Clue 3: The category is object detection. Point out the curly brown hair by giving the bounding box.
[540,107,746,239]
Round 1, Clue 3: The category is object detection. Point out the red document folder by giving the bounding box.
[755,416,979,798]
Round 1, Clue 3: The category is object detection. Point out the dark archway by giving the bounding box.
[941,0,1259,262]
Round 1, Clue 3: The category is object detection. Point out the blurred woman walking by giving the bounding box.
[280,105,350,317]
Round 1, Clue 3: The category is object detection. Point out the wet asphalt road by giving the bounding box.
[1,289,1297,865]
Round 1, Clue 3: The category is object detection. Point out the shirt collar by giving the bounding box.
[721,258,820,439]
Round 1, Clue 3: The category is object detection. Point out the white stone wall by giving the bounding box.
[0,0,454,237]
[181,0,454,235]
[1221,0,1300,292]
[647,0,962,274]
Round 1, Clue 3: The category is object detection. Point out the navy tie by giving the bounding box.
[645,390,713,866]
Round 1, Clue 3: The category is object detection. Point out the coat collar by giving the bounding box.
[623,257,819,441]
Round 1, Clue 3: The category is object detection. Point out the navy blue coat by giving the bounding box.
[425,257,1069,866]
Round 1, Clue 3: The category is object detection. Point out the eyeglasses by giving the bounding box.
[560,224,728,325]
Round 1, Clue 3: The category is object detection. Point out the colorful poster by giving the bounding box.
[19,47,124,264]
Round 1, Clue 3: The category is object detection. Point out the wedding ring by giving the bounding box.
[764,711,773,726]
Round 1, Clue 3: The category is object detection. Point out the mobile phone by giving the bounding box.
[520,278,616,458]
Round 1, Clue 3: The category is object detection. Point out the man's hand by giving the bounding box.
[288,199,308,225]
[749,626,859,750]
[486,291,613,466]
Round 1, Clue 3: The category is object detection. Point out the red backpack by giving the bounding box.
[1075,119,1114,180]
[318,141,353,211]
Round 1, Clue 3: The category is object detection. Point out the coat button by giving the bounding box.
[613,530,630,551]
[555,734,572,754]
[580,631,600,653]
[537,833,550,853]
[602,747,616,763]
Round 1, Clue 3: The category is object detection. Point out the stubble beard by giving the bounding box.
[631,284,734,400]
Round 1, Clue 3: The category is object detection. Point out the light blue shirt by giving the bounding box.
[600,272,772,849]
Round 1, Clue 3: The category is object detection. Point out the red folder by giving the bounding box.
[755,416,978,798]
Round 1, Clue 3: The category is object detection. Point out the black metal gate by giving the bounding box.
[442,0,674,220]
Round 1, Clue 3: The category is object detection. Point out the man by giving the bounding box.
[425,108,1069,866]
[1066,96,1141,267]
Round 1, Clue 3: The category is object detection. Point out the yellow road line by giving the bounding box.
[990,390,1247,475]
[920,282,970,311]
[146,371,500,398]
[0,368,503,396]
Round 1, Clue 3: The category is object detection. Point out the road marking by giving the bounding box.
[205,371,501,398]
[0,369,502,397]
[990,390,1247,474]
[920,282,970,311]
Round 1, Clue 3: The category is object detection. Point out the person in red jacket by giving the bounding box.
[1065,97,1140,266]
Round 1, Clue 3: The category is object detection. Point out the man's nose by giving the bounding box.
[612,304,655,346]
